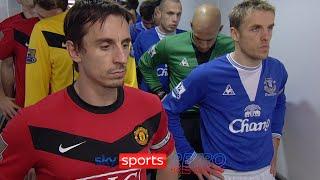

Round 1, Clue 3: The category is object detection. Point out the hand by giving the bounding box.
[270,154,277,177]
[189,154,224,180]
[0,95,20,119]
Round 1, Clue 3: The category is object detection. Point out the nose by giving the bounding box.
[261,28,272,42]
[172,15,179,24]
[113,45,127,64]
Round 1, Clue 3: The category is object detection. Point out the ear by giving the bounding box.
[154,6,161,17]
[66,40,82,64]
[230,27,240,42]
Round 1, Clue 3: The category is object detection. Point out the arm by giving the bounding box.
[0,111,37,179]
[270,65,288,176]
[163,66,224,179]
[149,101,178,179]
[124,56,138,88]
[1,57,14,97]
[0,28,20,119]
[25,24,51,107]
[138,39,168,94]
[156,148,179,180]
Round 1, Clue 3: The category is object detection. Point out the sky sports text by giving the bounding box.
[96,152,226,170]
[119,153,166,169]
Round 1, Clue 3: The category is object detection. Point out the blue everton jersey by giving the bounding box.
[134,27,185,92]
[130,21,147,45]
[163,54,288,171]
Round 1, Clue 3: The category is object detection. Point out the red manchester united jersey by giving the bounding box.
[0,85,174,179]
[0,13,38,107]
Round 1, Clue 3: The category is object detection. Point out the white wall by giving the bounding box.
[218,0,320,179]
[0,0,20,22]
[0,0,9,21]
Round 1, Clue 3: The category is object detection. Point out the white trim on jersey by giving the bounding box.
[227,53,262,102]
[150,131,171,150]
[155,26,176,40]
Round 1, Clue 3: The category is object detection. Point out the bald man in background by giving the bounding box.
[138,3,234,179]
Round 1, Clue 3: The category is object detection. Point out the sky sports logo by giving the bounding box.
[95,152,226,170]
[119,153,167,169]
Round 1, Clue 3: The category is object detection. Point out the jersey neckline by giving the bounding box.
[67,84,124,114]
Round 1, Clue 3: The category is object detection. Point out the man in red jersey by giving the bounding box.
[0,0,38,120]
[0,1,178,179]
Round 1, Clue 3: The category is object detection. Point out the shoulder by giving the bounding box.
[21,89,67,120]
[0,13,23,29]
[166,31,190,42]
[264,56,287,74]
[124,86,162,110]
[162,31,190,50]
[176,28,186,34]
[216,34,234,45]
[197,55,230,75]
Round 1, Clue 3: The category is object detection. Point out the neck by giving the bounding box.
[158,25,174,34]
[22,7,35,19]
[232,51,262,67]
[74,78,118,107]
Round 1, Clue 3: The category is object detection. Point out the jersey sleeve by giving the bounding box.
[25,23,51,107]
[124,56,138,88]
[138,39,168,93]
[271,64,288,137]
[0,111,37,179]
[150,102,175,157]
[162,65,208,163]
[0,28,14,60]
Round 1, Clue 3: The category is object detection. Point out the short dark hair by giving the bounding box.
[139,0,158,21]
[158,0,180,11]
[229,0,275,29]
[116,0,139,10]
[33,0,68,11]
[64,0,131,51]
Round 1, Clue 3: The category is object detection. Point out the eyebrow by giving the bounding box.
[95,37,131,44]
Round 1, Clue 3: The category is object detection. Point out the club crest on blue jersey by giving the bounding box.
[26,48,37,64]
[172,82,186,99]
[134,126,149,146]
[0,135,8,161]
[264,78,277,96]
[147,44,157,58]
[244,104,261,118]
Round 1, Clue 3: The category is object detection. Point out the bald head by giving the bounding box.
[192,3,221,30]
[191,4,222,53]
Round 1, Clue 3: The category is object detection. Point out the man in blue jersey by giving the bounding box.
[134,0,184,92]
[163,0,287,179]
[130,0,160,44]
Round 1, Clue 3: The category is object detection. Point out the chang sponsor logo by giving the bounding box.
[229,118,270,133]
[156,64,168,77]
